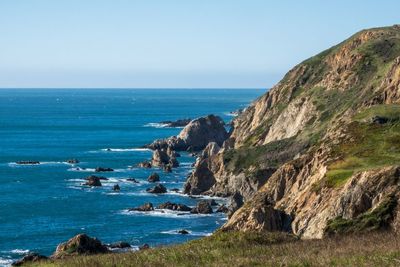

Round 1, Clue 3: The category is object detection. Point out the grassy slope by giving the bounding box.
[31,231,400,267]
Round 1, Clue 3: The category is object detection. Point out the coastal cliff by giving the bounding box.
[185,25,400,238]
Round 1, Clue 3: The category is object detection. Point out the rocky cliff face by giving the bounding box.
[185,25,400,238]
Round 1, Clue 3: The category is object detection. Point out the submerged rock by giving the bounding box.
[146,184,167,194]
[191,200,213,214]
[126,178,139,183]
[147,172,160,183]
[53,234,108,258]
[177,229,189,235]
[12,253,48,266]
[66,159,79,164]
[95,167,114,172]
[129,202,154,212]
[15,161,40,165]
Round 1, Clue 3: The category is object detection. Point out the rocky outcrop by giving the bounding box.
[112,184,120,191]
[129,203,154,212]
[148,115,228,152]
[84,176,103,187]
[181,26,400,239]
[138,161,152,168]
[53,234,108,258]
[191,200,213,214]
[146,184,167,194]
[12,253,48,266]
[95,167,114,172]
[157,201,191,211]
[151,148,179,169]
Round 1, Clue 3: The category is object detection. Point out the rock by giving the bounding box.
[206,199,218,206]
[151,149,170,166]
[169,188,180,192]
[66,159,79,164]
[138,161,152,168]
[159,118,192,127]
[146,184,167,194]
[15,161,40,165]
[84,176,102,187]
[216,204,229,213]
[129,202,154,212]
[227,192,244,217]
[371,116,389,124]
[177,229,189,234]
[126,178,139,183]
[169,157,179,167]
[191,200,213,214]
[147,173,160,183]
[147,115,229,151]
[95,167,114,172]
[157,201,191,211]
[112,184,120,191]
[108,242,131,249]
[163,164,172,173]
[12,253,48,266]
[139,244,150,250]
[53,234,108,258]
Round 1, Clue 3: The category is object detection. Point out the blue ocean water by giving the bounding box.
[0,89,264,265]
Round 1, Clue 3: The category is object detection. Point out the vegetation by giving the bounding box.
[325,196,397,235]
[30,231,400,267]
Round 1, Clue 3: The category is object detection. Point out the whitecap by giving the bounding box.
[144,122,168,128]
[8,161,70,167]
[160,229,212,237]
[100,148,151,152]
[0,257,13,266]
[10,249,29,255]
[120,209,215,219]
[67,167,96,172]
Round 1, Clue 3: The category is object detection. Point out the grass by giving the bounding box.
[319,105,400,188]
[325,196,397,235]
[29,231,400,267]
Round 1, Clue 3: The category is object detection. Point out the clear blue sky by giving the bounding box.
[0,0,399,88]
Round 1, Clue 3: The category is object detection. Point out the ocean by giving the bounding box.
[0,89,265,265]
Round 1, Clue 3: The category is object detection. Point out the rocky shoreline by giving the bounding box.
[11,114,233,266]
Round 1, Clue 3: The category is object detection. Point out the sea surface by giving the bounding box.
[0,89,264,265]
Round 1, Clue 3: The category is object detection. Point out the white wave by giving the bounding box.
[0,257,13,266]
[223,112,238,117]
[144,122,168,128]
[160,229,212,237]
[100,148,151,152]
[67,167,96,172]
[120,209,215,219]
[108,246,139,253]
[10,249,29,255]
[8,161,71,167]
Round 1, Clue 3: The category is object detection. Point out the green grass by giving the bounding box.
[29,231,400,267]
[325,196,397,235]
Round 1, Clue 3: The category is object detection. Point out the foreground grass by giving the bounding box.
[30,231,400,267]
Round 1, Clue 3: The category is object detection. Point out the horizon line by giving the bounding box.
[0,87,268,90]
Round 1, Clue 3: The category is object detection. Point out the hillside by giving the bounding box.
[185,25,400,238]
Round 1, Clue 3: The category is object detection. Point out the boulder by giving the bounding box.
[151,149,170,167]
[66,159,79,164]
[129,202,154,212]
[112,184,120,191]
[177,229,189,235]
[84,176,102,187]
[138,161,152,168]
[95,167,114,172]
[157,201,191,211]
[12,253,48,266]
[147,173,160,183]
[53,234,108,258]
[163,164,172,173]
[191,200,213,214]
[146,184,167,194]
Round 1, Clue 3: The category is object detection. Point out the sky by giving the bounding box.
[0,0,399,88]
